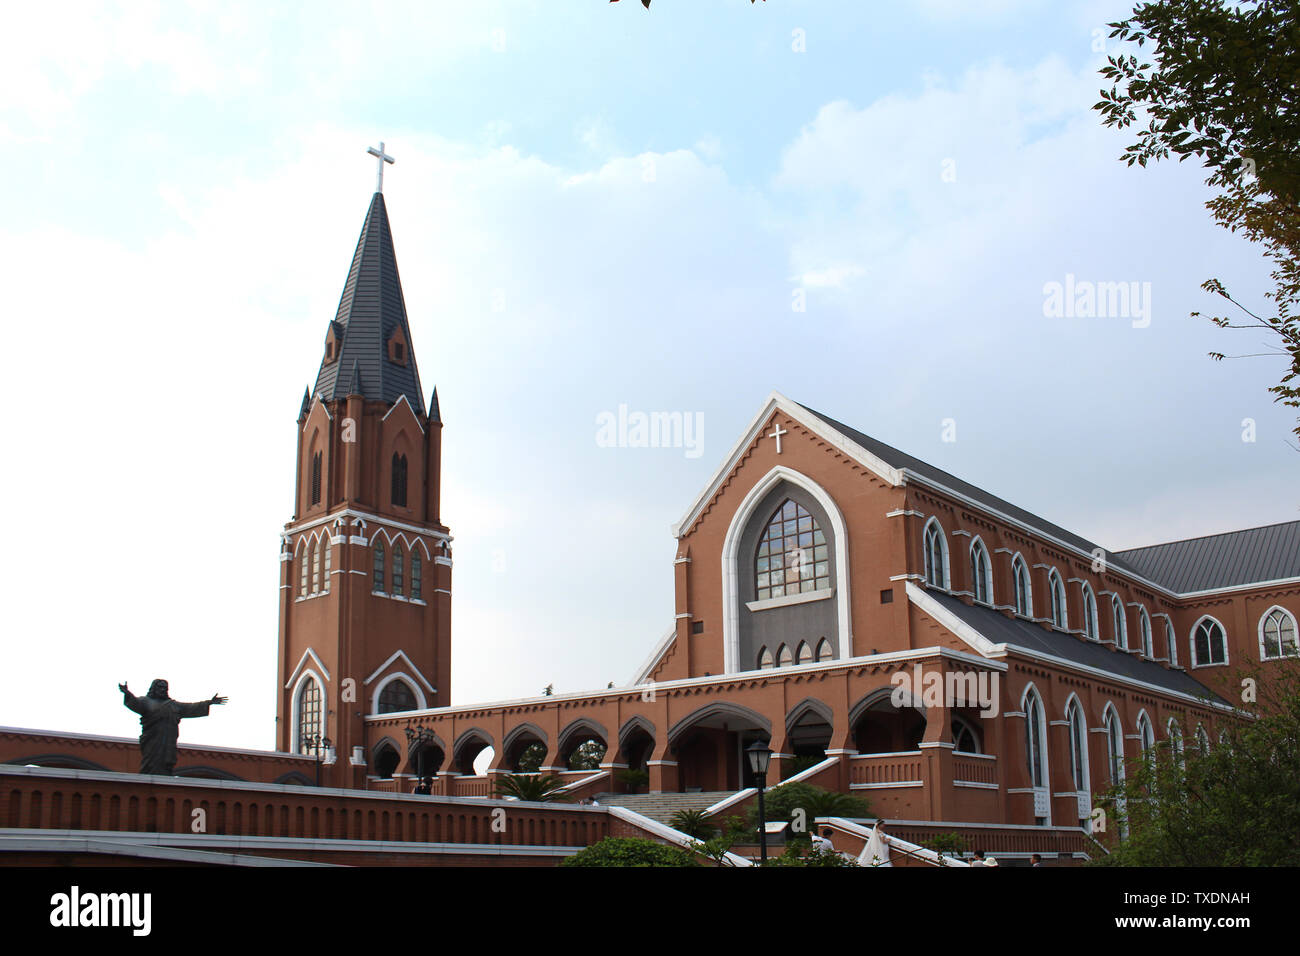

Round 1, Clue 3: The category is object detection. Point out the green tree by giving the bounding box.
[560,837,700,867]
[1092,662,1300,866]
[1095,0,1300,441]
[494,772,568,802]
[669,808,717,839]
[516,741,546,773]
[567,738,606,771]
[761,843,859,867]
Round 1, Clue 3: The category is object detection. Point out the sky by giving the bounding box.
[1,1,1295,752]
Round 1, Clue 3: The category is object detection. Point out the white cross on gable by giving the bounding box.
[768,423,788,454]
[367,141,395,193]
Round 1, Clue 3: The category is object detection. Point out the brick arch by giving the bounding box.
[668,701,771,743]
[4,754,109,772]
[451,728,494,774]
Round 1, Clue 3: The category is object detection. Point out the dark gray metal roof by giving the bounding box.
[1114,521,1300,593]
[313,192,425,415]
[927,591,1227,705]
[798,404,1147,578]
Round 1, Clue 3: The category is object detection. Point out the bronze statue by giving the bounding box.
[119,679,227,775]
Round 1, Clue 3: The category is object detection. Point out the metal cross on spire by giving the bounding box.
[367,141,395,193]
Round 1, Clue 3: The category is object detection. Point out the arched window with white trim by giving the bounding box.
[1049,569,1067,629]
[1260,606,1299,660]
[1195,723,1211,756]
[1165,619,1178,666]
[1137,607,1152,658]
[1111,595,1127,649]
[411,551,422,600]
[1137,711,1155,756]
[378,679,417,714]
[1082,583,1099,640]
[311,537,322,594]
[1023,686,1048,791]
[923,518,948,589]
[393,543,405,597]
[1191,616,1228,667]
[1167,718,1184,764]
[755,499,830,600]
[299,543,308,597]
[970,538,992,604]
[952,716,982,754]
[322,533,331,592]
[1104,705,1125,786]
[1012,555,1031,617]
[1066,698,1089,793]
[296,676,323,756]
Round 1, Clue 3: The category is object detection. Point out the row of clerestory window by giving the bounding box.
[923,517,1297,668]
[373,540,422,600]
[757,638,833,669]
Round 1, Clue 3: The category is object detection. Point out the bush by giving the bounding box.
[761,844,859,867]
[560,837,700,867]
[922,832,968,856]
[669,808,717,839]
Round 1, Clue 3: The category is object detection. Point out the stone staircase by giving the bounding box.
[595,790,738,825]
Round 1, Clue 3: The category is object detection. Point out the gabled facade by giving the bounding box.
[276,192,452,782]
[362,391,1298,851]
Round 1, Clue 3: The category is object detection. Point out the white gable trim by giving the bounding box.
[672,391,902,538]
[721,465,853,673]
[285,648,332,689]
[629,625,678,686]
[381,394,426,434]
[364,650,436,693]
[906,582,1002,657]
[370,671,430,714]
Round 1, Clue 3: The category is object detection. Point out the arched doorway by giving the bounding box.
[669,703,771,792]
[785,698,834,776]
[452,729,494,775]
[851,691,925,753]
[557,720,608,771]
[501,724,549,773]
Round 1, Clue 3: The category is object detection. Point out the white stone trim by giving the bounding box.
[745,587,833,613]
[364,650,436,693]
[285,648,331,688]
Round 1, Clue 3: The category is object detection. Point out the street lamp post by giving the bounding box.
[405,723,436,795]
[301,733,332,787]
[746,739,773,864]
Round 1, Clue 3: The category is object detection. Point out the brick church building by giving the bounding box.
[4,175,1298,864]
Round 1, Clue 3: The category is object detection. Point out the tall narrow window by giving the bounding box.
[755,499,829,600]
[311,537,321,593]
[1049,569,1067,629]
[1025,689,1046,790]
[1167,719,1184,765]
[1082,584,1099,640]
[1261,607,1299,660]
[923,519,947,589]
[816,638,833,662]
[1195,724,1211,755]
[299,545,308,597]
[1138,607,1152,658]
[1012,556,1031,617]
[393,543,405,596]
[311,451,322,506]
[796,641,813,664]
[323,535,331,592]
[970,539,991,605]
[1066,699,1088,792]
[1192,617,1227,667]
[777,644,793,667]
[1137,713,1155,757]
[411,551,422,600]
[297,677,322,756]
[1112,596,1127,649]
[1105,707,1125,785]
[758,646,774,670]
[373,540,386,592]
[391,453,408,508]
[1166,619,1178,666]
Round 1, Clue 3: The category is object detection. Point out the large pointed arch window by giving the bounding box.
[1137,712,1155,758]
[923,519,948,589]
[1137,607,1152,657]
[755,499,829,601]
[311,537,322,593]
[1166,619,1178,666]
[378,679,417,714]
[1104,706,1125,785]
[1024,688,1048,792]
[391,453,408,508]
[1012,555,1031,617]
[970,539,992,605]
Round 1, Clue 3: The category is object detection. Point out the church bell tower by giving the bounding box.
[275,149,451,778]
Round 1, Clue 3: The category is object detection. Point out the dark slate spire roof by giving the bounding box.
[313,192,425,415]
[429,386,441,424]
[298,386,311,419]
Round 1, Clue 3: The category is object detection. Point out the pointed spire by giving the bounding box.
[312,193,426,414]
[429,387,441,424]
[299,386,311,419]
